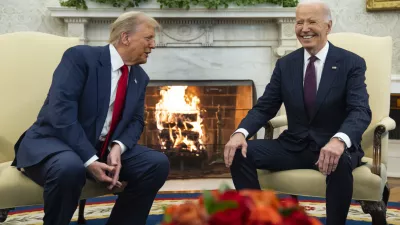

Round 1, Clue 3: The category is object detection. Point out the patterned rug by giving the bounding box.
[3,192,400,225]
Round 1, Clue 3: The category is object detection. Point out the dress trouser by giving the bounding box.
[23,144,170,225]
[230,139,359,225]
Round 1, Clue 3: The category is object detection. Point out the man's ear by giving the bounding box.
[120,32,130,46]
[327,20,332,34]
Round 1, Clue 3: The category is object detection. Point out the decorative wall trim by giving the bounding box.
[90,19,114,24]
[64,18,89,23]
[49,6,297,49]
[48,6,296,19]
[157,18,275,24]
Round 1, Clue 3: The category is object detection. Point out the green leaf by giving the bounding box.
[279,207,298,217]
[218,183,232,193]
[208,200,238,214]
[163,213,172,223]
[202,190,216,213]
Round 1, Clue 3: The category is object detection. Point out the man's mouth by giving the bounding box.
[145,52,151,57]
[301,35,315,40]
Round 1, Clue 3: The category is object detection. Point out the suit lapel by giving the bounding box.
[122,65,140,119]
[291,49,307,116]
[310,44,340,121]
[95,45,112,140]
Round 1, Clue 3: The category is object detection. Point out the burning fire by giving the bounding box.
[155,86,205,151]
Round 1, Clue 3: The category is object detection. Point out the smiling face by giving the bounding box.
[120,21,156,65]
[295,3,332,55]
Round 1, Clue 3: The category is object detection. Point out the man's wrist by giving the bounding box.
[232,128,249,139]
[333,137,347,150]
[111,140,126,154]
[84,155,99,167]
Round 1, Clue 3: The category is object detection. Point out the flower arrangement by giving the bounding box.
[160,184,322,225]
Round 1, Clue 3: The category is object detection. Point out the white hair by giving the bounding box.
[297,0,332,22]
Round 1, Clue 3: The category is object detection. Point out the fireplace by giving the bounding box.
[138,80,255,178]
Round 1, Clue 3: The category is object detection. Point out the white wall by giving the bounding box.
[0,0,65,36]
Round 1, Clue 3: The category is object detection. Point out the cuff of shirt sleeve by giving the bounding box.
[111,140,127,154]
[232,128,249,139]
[332,132,352,148]
[84,155,98,167]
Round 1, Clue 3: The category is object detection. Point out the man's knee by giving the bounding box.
[149,152,170,182]
[329,152,353,177]
[232,140,256,165]
[48,156,86,188]
[131,151,170,188]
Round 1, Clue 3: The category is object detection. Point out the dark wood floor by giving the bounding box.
[388,177,400,202]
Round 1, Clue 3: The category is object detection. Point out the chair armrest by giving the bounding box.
[264,115,288,139]
[373,117,396,176]
[376,117,396,131]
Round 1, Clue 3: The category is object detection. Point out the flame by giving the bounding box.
[155,86,205,151]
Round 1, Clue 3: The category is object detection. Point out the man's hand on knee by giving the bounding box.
[107,144,122,190]
[224,133,247,168]
[316,138,345,175]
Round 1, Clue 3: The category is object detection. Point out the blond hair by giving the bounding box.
[109,11,160,45]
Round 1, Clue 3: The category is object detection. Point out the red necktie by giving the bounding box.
[100,65,129,159]
[304,55,318,119]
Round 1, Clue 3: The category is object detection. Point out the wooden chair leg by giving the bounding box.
[77,199,87,225]
[382,182,390,206]
[0,208,12,222]
[358,182,390,225]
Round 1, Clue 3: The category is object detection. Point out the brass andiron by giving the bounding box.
[143,105,149,146]
[210,104,225,164]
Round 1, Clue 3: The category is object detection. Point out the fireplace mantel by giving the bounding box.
[47,3,297,57]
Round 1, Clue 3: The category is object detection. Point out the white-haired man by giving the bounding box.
[11,11,169,225]
[224,1,371,224]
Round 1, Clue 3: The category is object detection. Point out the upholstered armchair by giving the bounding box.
[0,32,123,223]
[258,33,395,225]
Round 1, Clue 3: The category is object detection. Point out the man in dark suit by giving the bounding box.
[224,1,371,225]
[11,11,169,225]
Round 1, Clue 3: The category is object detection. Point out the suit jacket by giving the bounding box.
[12,45,149,168]
[238,42,372,159]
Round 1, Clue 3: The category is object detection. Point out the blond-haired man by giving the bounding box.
[11,11,169,225]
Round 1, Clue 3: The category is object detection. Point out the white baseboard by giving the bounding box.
[387,139,400,178]
[391,74,400,93]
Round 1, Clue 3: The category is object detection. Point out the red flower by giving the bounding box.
[208,190,251,225]
[283,210,316,225]
[279,197,299,209]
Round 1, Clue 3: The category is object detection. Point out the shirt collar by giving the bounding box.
[304,41,329,63]
[109,44,126,72]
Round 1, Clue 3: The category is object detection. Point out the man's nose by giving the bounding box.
[149,39,156,48]
[302,24,310,32]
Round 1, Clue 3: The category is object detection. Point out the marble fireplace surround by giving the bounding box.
[48,2,298,138]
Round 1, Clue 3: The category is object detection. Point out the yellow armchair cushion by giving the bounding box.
[0,161,124,209]
[257,157,386,201]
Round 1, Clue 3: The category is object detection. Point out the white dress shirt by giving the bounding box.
[84,44,130,167]
[234,42,352,148]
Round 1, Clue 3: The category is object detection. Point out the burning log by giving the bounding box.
[154,86,206,152]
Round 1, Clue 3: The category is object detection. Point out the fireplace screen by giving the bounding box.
[139,80,255,179]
